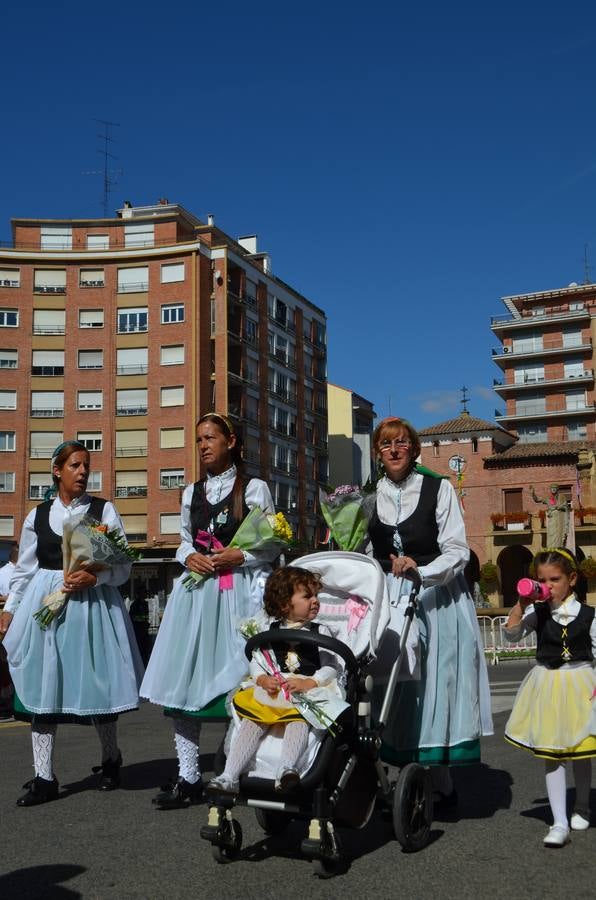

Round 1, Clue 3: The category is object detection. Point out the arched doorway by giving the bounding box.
[464,551,480,594]
[497,545,533,607]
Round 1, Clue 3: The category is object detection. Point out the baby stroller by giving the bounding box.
[200,551,434,876]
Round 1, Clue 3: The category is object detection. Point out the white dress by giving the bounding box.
[140,468,277,715]
[3,495,143,720]
[368,471,493,766]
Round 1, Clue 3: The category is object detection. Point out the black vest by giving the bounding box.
[368,475,441,566]
[34,497,107,570]
[267,622,321,677]
[189,478,249,552]
[535,602,595,669]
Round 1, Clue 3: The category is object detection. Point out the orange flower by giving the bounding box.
[94,524,108,533]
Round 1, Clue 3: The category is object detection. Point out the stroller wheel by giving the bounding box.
[255,807,291,834]
[211,818,243,864]
[392,763,432,852]
[313,856,341,879]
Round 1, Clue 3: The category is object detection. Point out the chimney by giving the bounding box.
[238,235,258,255]
[207,214,214,226]
[158,197,169,205]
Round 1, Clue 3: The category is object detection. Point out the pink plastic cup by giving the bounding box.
[517,578,551,602]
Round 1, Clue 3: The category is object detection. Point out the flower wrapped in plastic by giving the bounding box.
[319,485,370,552]
[182,506,293,590]
[34,516,141,630]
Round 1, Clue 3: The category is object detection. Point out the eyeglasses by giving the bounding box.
[379,439,412,452]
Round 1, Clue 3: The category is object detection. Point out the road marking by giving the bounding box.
[0,720,26,729]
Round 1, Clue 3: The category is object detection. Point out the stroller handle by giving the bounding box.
[377,561,422,591]
[245,629,360,678]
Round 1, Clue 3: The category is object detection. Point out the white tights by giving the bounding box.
[545,759,592,827]
[173,717,202,784]
[223,719,309,781]
[31,719,120,781]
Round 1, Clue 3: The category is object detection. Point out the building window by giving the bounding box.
[0,268,20,288]
[515,393,545,416]
[245,280,257,306]
[87,472,102,492]
[161,263,185,283]
[566,389,586,411]
[116,430,148,457]
[160,345,184,366]
[562,327,583,348]
[432,442,440,457]
[0,349,17,369]
[117,347,148,375]
[117,308,147,334]
[0,309,18,327]
[29,473,53,500]
[161,303,184,324]
[115,471,147,498]
[0,431,15,451]
[34,269,66,293]
[77,432,102,451]
[313,321,326,348]
[160,513,181,534]
[516,424,547,444]
[0,516,14,537]
[472,438,478,453]
[78,391,103,410]
[79,309,104,329]
[569,301,585,311]
[514,364,544,384]
[567,421,588,440]
[124,223,154,248]
[210,299,216,336]
[564,360,585,378]
[160,386,184,407]
[160,468,185,489]
[117,266,149,293]
[273,298,287,327]
[531,306,545,317]
[31,391,64,417]
[244,319,258,346]
[32,350,64,376]
[78,350,103,370]
[116,389,147,416]
[0,472,15,492]
[512,331,542,354]
[160,427,184,449]
[33,309,65,335]
[80,269,105,288]
[40,226,72,250]
[121,515,147,542]
[87,234,109,250]
[30,432,62,458]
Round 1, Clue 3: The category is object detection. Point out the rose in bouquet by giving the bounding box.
[34,516,140,630]
[319,485,369,552]
[182,507,293,590]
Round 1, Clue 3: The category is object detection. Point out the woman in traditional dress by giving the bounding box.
[141,413,276,809]
[0,440,143,806]
[366,417,493,805]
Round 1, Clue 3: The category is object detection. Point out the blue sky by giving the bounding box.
[3,1,596,427]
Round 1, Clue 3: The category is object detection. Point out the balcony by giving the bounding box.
[127,532,147,543]
[30,408,64,418]
[116,405,148,416]
[490,307,590,331]
[0,279,19,288]
[115,447,148,457]
[489,511,532,532]
[117,282,148,293]
[160,478,185,490]
[494,404,595,423]
[29,447,54,458]
[268,387,297,404]
[117,324,148,334]
[80,280,105,288]
[492,338,592,365]
[116,364,148,375]
[34,286,66,294]
[33,326,65,335]
[493,370,594,394]
[32,366,64,376]
[115,486,148,498]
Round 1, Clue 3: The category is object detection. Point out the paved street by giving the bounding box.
[0,661,594,900]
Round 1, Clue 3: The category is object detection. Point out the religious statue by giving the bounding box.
[529,484,571,547]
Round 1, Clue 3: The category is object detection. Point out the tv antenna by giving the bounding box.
[83,119,123,217]
[583,243,592,285]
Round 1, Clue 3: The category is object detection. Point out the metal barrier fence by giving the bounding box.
[477,615,537,665]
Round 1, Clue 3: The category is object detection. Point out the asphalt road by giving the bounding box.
[0,661,594,900]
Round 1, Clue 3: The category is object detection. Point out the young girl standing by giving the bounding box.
[209,566,347,793]
[504,548,596,847]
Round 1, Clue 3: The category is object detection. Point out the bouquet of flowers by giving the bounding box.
[182,507,293,590]
[34,516,140,630]
[238,618,342,736]
[319,485,369,552]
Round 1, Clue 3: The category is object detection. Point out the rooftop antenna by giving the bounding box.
[460,385,470,414]
[583,243,592,285]
[83,119,123,217]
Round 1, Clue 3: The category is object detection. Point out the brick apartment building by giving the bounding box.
[0,200,329,595]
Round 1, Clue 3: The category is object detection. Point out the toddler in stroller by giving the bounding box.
[201,551,434,876]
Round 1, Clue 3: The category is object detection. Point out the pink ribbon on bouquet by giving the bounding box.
[195,529,234,590]
[261,648,291,700]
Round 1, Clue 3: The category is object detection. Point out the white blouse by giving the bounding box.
[367,471,469,588]
[5,495,131,614]
[248,621,341,686]
[176,467,276,569]
[505,596,596,658]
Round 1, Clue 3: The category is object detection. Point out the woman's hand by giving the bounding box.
[286,676,317,694]
[389,554,418,578]
[211,548,245,569]
[62,570,98,593]
[256,674,280,697]
[0,611,13,637]
[185,552,215,575]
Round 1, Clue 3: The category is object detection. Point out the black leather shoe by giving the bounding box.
[152,776,204,809]
[433,789,458,811]
[17,776,59,807]
[93,752,123,791]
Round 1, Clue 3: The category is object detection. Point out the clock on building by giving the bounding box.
[448,455,466,474]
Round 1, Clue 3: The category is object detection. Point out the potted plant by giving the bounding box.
[480,561,499,582]
[504,511,530,531]
[579,557,596,579]
[578,506,596,526]
[490,512,504,530]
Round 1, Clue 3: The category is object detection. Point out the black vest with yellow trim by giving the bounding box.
[535,601,594,669]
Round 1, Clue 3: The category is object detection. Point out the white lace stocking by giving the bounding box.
[32,724,57,781]
[223,720,267,781]
[173,717,201,784]
[280,720,309,771]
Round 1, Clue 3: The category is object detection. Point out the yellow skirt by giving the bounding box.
[505,664,596,760]
[233,687,303,725]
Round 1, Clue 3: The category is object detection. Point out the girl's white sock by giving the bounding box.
[545,761,568,828]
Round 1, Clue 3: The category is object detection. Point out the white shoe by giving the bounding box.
[543,825,570,847]
[207,774,239,795]
[570,812,590,831]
